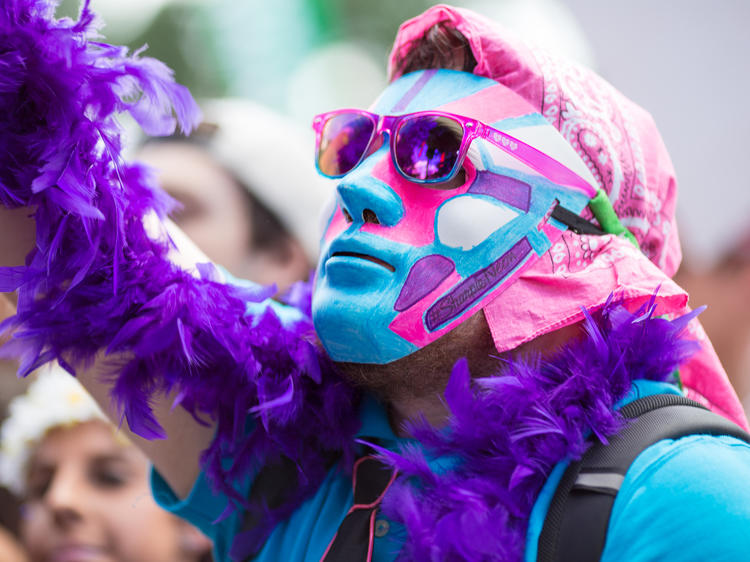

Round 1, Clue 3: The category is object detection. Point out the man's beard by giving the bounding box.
[334,310,500,404]
[333,308,585,407]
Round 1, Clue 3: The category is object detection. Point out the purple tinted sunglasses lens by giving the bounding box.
[318,113,375,177]
[395,115,463,181]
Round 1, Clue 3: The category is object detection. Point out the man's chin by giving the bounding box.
[312,289,416,364]
[333,308,498,403]
[334,357,451,404]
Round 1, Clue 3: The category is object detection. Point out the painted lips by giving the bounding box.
[330,251,395,272]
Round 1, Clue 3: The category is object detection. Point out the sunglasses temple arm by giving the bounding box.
[479,127,638,247]
[550,193,639,249]
[479,126,598,198]
[551,198,639,249]
[550,203,605,235]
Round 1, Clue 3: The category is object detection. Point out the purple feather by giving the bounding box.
[0,1,360,554]
[378,296,700,561]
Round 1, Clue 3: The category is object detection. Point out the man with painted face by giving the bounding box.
[311,67,601,431]
[3,3,750,562]
[312,70,596,365]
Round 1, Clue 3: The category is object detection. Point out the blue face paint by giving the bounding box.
[312,70,593,364]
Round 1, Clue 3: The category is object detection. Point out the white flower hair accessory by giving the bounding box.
[0,367,107,494]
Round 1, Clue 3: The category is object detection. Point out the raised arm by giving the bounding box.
[0,1,356,513]
[0,208,215,498]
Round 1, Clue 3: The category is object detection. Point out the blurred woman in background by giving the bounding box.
[136,98,331,293]
[0,369,213,562]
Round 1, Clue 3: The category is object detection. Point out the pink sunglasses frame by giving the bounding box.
[312,109,597,197]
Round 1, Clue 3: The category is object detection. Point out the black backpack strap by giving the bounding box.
[231,451,341,561]
[537,393,750,562]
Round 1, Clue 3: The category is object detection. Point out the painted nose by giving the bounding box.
[335,147,404,227]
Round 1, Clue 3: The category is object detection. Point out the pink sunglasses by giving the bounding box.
[312,109,597,197]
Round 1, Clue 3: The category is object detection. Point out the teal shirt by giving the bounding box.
[153,381,750,561]
[152,394,405,562]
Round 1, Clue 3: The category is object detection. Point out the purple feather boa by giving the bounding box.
[0,0,359,536]
[373,296,700,561]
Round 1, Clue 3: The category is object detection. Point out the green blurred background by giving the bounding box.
[55,0,592,127]
[56,0,445,108]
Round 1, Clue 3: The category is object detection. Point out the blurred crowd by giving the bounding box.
[1,0,749,559]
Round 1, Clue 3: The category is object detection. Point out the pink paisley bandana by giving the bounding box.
[389,4,747,428]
